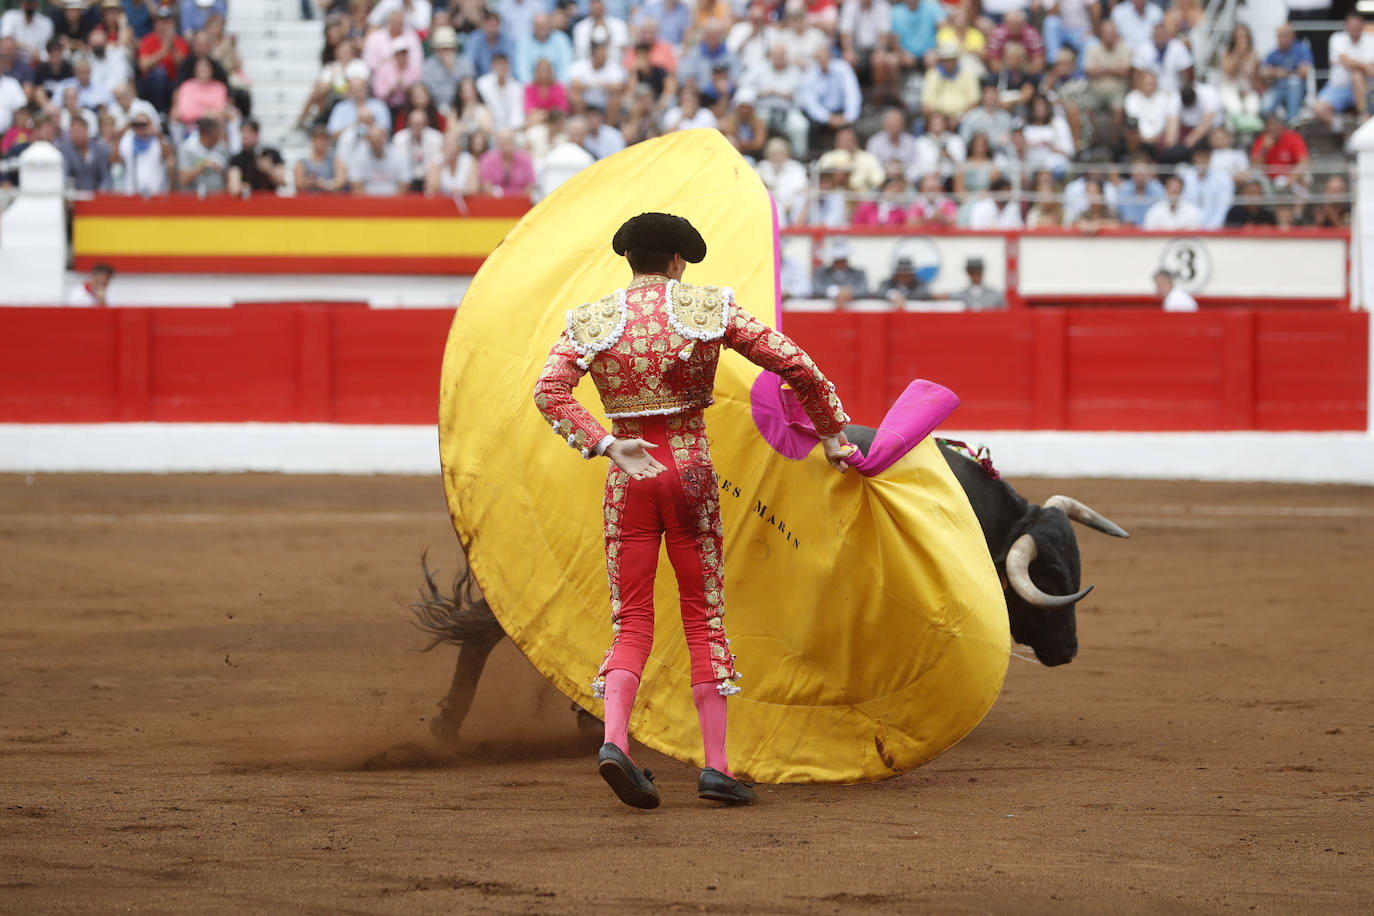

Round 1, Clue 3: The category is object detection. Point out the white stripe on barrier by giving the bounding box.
[0,424,1371,484]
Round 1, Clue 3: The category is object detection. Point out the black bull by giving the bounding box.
[412,434,1129,743]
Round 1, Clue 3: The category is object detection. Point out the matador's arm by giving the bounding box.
[532,331,613,460]
[722,300,850,437]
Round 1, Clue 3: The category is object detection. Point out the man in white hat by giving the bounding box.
[372,34,417,108]
[922,39,980,120]
[811,237,871,300]
[422,25,472,108]
[363,9,421,78]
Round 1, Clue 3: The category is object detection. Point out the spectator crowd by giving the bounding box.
[0,0,1359,230]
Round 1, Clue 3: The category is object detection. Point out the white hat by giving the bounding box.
[344,58,371,81]
[430,25,459,49]
[937,39,961,58]
[733,87,757,106]
[826,237,851,260]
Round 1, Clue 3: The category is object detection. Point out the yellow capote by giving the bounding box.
[439,129,1008,784]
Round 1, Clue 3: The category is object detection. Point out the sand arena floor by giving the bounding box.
[0,472,1370,913]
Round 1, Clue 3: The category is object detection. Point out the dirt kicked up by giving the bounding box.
[0,473,1370,913]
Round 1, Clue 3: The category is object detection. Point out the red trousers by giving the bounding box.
[595,413,739,692]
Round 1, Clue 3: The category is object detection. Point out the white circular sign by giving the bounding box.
[1159,238,1212,292]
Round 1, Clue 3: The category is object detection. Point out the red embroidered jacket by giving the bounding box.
[533,276,848,458]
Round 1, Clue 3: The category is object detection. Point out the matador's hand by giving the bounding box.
[606,437,667,481]
[821,433,857,473]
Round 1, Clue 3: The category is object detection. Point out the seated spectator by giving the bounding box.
[392,107,442,191]
[959,80,1014,152]
[429,130,478,195]
[951,256,1005,310]
[624,20,677,75]
[964,175,1022,228]
[117,109,170,195]
[0,74,25,138]
[934,6,984,63]
[839,0,897,98]
[537,113,594,195]
[465,11,513,80]
[867,107,917,174]
[1081,21,1130,146]
[35,37,74,97]
[177,116,230,194]
[718,88,766,157]
[1062,155,1119,222]
[1024,170,1065,227]
[63,55,117,112]
[573,0,629,62]
[479,126,535,195]
[1250,110,1309,186]
[924,40,980,121]
[852,174,909,226]
[226,118,283,194]
[1218,23,1261,132]
[348,124,406,195]
[450,76,493,136]
[1142,172,1202,229]
[515,12,572,84]
[300,41,359,129]
[800,45,861,153]
[373,37,419,110]
[1207,126,1249,184]
[363,11,422,85]
[627,39,673,101]
[755,135,808,225]
[524,56,570,122]
[743,43,806,155]
[876,256,927,303]
[909,109,965,183]
[136,7,188,113]
[1131,22,1193,93]
[394,82,444,133]
[811,156,852,227]
[1225,177,1275,229]
[368,0,432,34]
[954,131,999,194]
[68,263,116,307]
[1124,70,1180,155]
[58,115,112,190]
[1308,174,1351,227]
[660,83,716,131]
[1273,189,1302,228]
[1155,269,1198,312]
[773,1,828,70]
[811,237,870,301]
[726,1,771,73]
[987,11,1044,75]
[1042,0,1092,65]
[422,26,473,113]
[1119,160,1167,225]
[581,103,623,158]
[634,0,691,49]
[326,71,390,138]
[1039,48,1088,145]
[1314,11,1374,128]
[996,42,1040,116]
[888,0,944,70]
[294,123,347,192]
[171,56,226,133]
[568,37,627,113]
[1110,0,1162,53]
[1022,93,1073,177]
[825,124,883,191]
[1260,23,1312,124]
[175,31,230,90]
[907,173,957,226]
[58,84,98,135]
[619,82,659,145]
[475,52,526,130]
[1177,146,1233,230]
[1071,178,1120,231]
[1177,81,1221,153]
[679,20,733,91]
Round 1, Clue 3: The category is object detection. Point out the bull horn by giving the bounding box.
[1005,534,1093,609]
[1044,495,1130,538]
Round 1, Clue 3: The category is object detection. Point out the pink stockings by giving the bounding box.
[602,668,733,778]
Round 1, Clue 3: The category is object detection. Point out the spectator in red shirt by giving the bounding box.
[137,7,188,114]
[986,10,1045,74]
[1249,110,1309,184]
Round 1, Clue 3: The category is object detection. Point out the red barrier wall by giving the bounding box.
[0,307,1366,430]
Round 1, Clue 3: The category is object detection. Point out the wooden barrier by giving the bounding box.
[1,306,1366,430]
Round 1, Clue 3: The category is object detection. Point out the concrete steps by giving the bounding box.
[228,0,322,149]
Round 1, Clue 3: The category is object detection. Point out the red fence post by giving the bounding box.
[1031,308,1067,428]
[297,307,333,422]
[1221,310,1256,429]
[114,309,151,421]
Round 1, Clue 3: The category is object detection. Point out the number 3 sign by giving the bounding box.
[1158,238,1212,291]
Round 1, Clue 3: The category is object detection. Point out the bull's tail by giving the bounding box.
[408,548,505,651]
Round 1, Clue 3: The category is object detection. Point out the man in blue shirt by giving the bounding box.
[514,11,572,83]
[179,0,225,37]
[1180,147,1233,229]
[889,0,944,68]
[800,45,861,155]
[677,20,733,91]
[634,0,690,48]
[1260,22,1313,122]
[1116,157,1165,226]
[466,10,513,78]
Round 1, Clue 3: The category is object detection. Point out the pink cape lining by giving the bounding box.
[748,198,959,476]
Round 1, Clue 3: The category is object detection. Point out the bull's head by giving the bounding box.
[1003,496,1129,666]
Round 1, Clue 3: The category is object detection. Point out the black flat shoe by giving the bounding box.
[697,767,757,806]
[597,743,660,809]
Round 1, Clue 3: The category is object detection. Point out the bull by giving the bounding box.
[412,436,1128,743]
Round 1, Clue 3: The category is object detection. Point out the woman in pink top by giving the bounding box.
[172,58,229,129]
[478,128,537,196]
[907,174,958,226]
[851,175,910,227]
[523,57,569,120]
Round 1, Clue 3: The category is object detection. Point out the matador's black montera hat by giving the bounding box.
[611,212,707,263]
